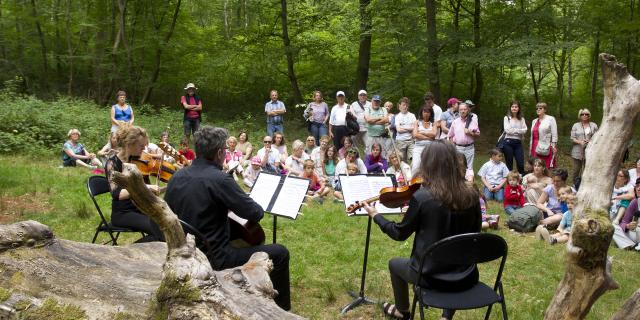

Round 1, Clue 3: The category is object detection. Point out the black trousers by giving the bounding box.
[111,210,164,242]
[215,244,291,311]
[332,125,349,151]
[502,138,525,175]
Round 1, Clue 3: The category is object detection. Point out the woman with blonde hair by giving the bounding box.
[570,108,598,186]
[62,129,102,169]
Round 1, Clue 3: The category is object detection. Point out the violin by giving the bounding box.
[131,152,177,183]
[346,176,423,214]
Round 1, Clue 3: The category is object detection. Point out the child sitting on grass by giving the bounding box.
[504,171,525,215]
[242,156,262,188]
[334,162,360,201]
[536,194,576,245]
[300,159,330,201]
[478,148,510,202]
[178,137,195,163]
[469,181,499,230]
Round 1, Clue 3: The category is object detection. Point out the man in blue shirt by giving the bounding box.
[265,90,287,136]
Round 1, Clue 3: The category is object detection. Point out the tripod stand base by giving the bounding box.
[340,291,377,314]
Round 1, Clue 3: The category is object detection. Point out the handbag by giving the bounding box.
[345,106,360,136]
[496,132,506,150]
[535,143,550,156]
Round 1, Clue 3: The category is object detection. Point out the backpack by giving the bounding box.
[507,205,541,232]
[345,105,360,136]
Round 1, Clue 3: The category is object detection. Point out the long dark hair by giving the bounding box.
[420,140,479,210]
[508,101,522,120]
[419,104,434,122]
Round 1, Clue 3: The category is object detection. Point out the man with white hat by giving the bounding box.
[350,89,371,151]
[181,83,203,141]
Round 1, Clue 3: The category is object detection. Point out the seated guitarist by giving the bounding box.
[164,126,291,311]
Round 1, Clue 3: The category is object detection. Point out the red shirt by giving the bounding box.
[300,172,320,191]
[503,184,525,207]
[179,149,196,161]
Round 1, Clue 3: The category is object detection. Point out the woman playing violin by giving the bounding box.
[362,140,481,320]
[105,124,164,242]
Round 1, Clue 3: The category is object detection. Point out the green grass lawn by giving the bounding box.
[1,154,639,320]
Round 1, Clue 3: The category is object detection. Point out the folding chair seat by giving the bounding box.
[411,232,508,320]
[87,175,146,245]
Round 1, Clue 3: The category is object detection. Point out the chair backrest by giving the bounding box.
[87,175,111,223]
[179,219,212,256]
[425,233,507,266]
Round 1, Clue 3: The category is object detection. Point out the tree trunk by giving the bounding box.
[590,31,600,110]
[0,164,304,319]
[29,0,49,81]
[529,63,540,103]
[141,0,182,105]
[355,0,372,92]
[65,0,73,96]
[280,0,303,104]
[425,0,440,103]
[568,52,573,109]
[223,0,230,39]
[53,0,62,78]
[611,289,640,320]
[471,0,482,105]
[447,0,461,99]
[0,0,5,60]
[544,53,640,319]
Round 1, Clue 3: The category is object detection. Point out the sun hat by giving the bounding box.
[464,99,475,106]
[251,156,262,166]
[184,83,197,90]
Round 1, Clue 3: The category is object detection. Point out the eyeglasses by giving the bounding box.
[581,113,590,116]
[263,141,272,144]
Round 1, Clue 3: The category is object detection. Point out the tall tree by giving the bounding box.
[355,0,372,92]
[425,0,440,103]
[29,0,49,81]
[447,0,462,99]
[280,0,303,104]
[471,0,482,104]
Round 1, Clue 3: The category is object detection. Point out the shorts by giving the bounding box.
[183,118,201,135]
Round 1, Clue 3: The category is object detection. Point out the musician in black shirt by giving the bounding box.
[363,140,481,320]
[164,126,291,311]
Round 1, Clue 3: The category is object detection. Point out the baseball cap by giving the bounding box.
[447,97,460,106]
[184,83,197,90]
[464,99,475,106]
[336,91,345,97]
[358,89,367,95]
[372,95,381,101]
[251,156,261,166]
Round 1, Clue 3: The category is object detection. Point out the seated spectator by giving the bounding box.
[386,151,412,186]
[237,130,253,166]
[243,156,262,188]
[536,168,570,228]
[504,171,525,215]
[311,135,329,178]
[225,136,244,176]
[304,136,316,155]
[477,149,509,202]
[335,147,368,181]
[62,129,102,170]
[323,146,339,187]
[613,178,640,250]
[273,131,288,163]
[536,194,576,245]
[300,159,330,200]
[256,135,281,173]
[334,162,361,201]
[611,169,634,222]
[178,137,195,162]
[522,158,553,203]
[338,136,354,159]
[284,139,310,176]
[364,143,388,174]
[97,132,119,165]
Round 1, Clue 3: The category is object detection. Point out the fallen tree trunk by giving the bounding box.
[0,163,304,319]
[544,54,640,319]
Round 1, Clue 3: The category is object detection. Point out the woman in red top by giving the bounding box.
[504,171,525,215]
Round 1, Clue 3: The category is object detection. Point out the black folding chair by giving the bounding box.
[411,232,508,320]
[179,219,212,257]
[87,175,146,245]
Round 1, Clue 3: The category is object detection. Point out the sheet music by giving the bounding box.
[270,177,309,219]
[249,172,281,211]
[340,174,400,215]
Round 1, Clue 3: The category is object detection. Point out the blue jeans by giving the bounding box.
[309,122,327,146]
[267,122,284,137]
[502,138,525,175]
[483,186,504,202]
[504,205,521,216]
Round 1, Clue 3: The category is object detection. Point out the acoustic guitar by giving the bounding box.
[228,211,266,246]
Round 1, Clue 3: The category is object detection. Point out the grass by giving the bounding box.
[1,153,639,319]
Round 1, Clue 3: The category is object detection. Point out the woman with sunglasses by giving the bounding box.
[530,102,558,168]
[570,108,598,187]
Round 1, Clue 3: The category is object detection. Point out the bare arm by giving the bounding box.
[110,107,119,126]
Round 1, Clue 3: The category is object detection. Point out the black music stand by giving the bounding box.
[338,174,398,314]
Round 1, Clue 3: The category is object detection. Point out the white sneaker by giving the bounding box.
[635,243,640,251]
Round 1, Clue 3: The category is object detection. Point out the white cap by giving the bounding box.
[358,89,367,95]
[336,91,345,97]
[184,83,197,90]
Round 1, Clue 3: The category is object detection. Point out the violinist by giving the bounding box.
[105,124,164,242]
[362,140,481,320]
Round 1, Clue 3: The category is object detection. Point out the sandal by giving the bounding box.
[382,302,410,320]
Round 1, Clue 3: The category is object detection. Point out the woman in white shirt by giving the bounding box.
[570,108,598,186]
[501,101,528,175]
[386,151,412,186]
[334,148,368,182]
[530,102,558,168]
[411,104,437,174]
[284,140,310,176]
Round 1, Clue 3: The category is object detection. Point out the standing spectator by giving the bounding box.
[477,149,509,202]
[256,135,281,173]
[304,91,329,145]
[364,95,389,155]
[110,90,134,133]
[364,143,388,174]
[350,89,371,151]
[570,108,598,186]
[503,171,525,215]
[439,97,459,138]
[284,140,310,176]
[394,97,416,163]
[265,90,286,136]
[502,101,528,175]
[448,102,480,169]
[384,101,397,153]
[411,104,437,174]
[237,130,253,167]
[423,91,442,125]
[62,129,103,169]
[530,102,558,168]
[181,83,203,141]
[329,91,350,151]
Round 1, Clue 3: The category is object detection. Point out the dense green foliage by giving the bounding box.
[0,0,637,118]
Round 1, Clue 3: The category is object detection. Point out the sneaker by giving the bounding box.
[635,243,640,251]
[550,237,558,245]
[89,165,98,170]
